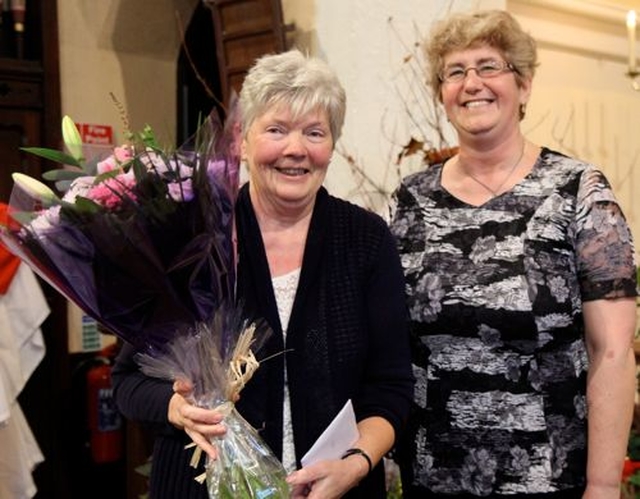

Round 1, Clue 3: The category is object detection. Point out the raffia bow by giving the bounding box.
[187,322,260,482]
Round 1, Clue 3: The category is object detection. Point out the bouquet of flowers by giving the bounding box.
[0,108,289,497]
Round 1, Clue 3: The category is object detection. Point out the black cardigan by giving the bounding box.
[112,184,413,498]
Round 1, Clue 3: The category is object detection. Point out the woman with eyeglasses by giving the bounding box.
[389,9,638,499]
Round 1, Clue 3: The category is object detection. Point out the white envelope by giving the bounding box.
[301,399,359,467]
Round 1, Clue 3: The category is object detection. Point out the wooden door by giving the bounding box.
[204,0,291,104]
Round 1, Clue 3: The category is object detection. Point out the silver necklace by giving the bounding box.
[459,142,526,199]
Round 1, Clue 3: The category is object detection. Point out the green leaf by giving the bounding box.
[127,123,160,149]
[73,196,102,214]
[54,179,74,193]
[217,482,235,499]
[629,471,640,485]
[21,147,83,168]
[139,124,159,148]
[42,168,86,182]
[131,157,148,183]
[95,169,121,183]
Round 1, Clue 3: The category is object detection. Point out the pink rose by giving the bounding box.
[97,146,133,175]
[86,174,137,209]
[96,155,118,175]
[114,145,132,163]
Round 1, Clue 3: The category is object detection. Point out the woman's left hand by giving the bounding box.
[286,456,369,499]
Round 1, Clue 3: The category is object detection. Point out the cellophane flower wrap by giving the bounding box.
[0,107,289,498]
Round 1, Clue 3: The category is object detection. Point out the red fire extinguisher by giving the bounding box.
[86,349,123,464]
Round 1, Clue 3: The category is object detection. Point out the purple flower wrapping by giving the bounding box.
[0,109,240,356]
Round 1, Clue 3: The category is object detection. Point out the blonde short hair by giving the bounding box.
[424,9,538,99]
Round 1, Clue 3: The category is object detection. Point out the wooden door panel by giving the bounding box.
[205,0,290,103]
[0,109,42,203]
[223,33,283,73]
[217,0,278,34]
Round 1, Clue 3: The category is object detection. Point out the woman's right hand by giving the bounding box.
[167,379,227,460]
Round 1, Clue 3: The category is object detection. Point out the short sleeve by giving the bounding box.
[575,167,638,301]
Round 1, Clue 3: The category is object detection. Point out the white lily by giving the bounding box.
[61,115,85,162]
[12,172,59,206]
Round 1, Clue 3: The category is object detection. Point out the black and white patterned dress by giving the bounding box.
[390,147,637,496]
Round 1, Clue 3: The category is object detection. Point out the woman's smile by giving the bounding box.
[274,165,311,176]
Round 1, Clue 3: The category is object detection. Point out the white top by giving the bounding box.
[0,263,49,499]
[0,263,49,421]
[272,267,301,473]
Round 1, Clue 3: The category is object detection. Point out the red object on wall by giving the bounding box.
[77,123,114,146]
[86,359,123,463]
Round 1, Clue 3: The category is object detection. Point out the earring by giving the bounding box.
[519,103,527,120]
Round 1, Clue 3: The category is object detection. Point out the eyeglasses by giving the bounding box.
[439,60,516,83]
